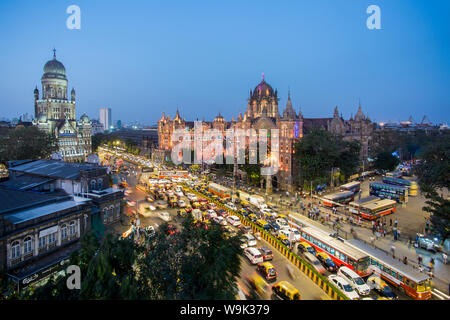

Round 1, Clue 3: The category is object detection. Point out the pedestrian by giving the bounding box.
[419,265,424,273]
[443,252,448,265]
[390,218,392,227]
[403,256,408,265]
[418,255,423,266]
[394,219,398,227]
[391,245,396,258]
[370,236,375,246]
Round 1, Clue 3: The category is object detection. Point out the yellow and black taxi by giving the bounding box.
[316,252,338,272]
[277,234,290,246]
[249,214,259,223]
[297,241,316,255]
[272,281,301,300]
[256,262,278,282]
[177,208,188,217]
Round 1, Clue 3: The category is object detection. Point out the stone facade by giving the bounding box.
[32,51,92,161]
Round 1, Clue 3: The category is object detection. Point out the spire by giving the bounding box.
[238,112,243,121]
[355,102,364,121]
[262,72,265,81]
[334,106,339,118]
[53,48,56,60]
[298,106,303,119]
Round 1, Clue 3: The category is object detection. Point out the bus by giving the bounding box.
[348,196,380,214]
[340,181,361,194]
[369,182,407,203]
[358,199,397,220]
[385,171,403,178]
[382,176,418,196]
[295,225,371,276]
[346,239,432,300]
[322,191,354,207]
[208,182,232,198]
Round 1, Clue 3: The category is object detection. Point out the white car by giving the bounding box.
[226,215,241,227]
[207,209,217,218]
[243,233,257,247]
[338,266,371,296]
[158,211,171,222]
[280,227,301,242]
[147,205,156,211]
[225,202,237,210]
[177,200,187,207]
[244,247,264,264]
[187,193,198,201]
[328,275,360,300]
[175,191,184,197]
[213,216,227,225]
[276,218,288,227]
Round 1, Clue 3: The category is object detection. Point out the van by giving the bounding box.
[271,281,301,300]
[337,266,371,296]
[244,247,264,264]
[256,219,270,230]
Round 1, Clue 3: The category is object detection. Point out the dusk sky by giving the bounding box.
[0,0,449,125]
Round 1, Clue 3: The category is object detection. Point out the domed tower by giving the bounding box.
[246,73,280,119]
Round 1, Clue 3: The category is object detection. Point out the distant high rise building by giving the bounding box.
[99,108,112,131]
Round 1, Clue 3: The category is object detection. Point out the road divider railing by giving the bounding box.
[183,184,348,300]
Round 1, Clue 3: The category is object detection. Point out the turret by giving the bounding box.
[34,86,39,100]
[71,88,76,102]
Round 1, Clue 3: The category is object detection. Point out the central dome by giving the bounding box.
[253,76,274,97]
[42,53,67,80]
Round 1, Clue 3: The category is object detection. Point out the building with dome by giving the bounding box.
[32,50,92,161]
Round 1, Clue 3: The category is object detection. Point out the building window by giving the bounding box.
[91,180,97,191]
[61,225,68,240]
[39,236,47,248]
[97,178,103,190]
[70,221,76,235]
[11,241,20,259]
[48,232,57,244]
[23,237,32,255]
[103,209,108,223]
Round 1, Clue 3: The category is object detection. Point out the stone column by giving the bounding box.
[34,233,39,256]
[57,226,61,246]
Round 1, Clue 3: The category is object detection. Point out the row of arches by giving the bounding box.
[103,204,121,224]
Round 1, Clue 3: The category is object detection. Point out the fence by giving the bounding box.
[183,184,348,300]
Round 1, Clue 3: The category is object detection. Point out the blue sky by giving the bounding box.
[0,0,449,125]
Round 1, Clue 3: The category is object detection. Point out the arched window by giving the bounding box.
[11,241,20,259]
[50,87,55,97]
[91,179,96,191]
[23,236,32,255]
[58,88,62,98]
[103,208,108,223]
[109,205,115,222]
[97,178,103,190]
[115,204,121,219]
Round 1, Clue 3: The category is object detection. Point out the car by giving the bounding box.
[258,247,273,261]
[222,226,237,239]
[271,281,301,300]
[126,199,136,206]
[225,202,238,211]
[155,200,168,209]
[304,252,326,275]
[147,205,156,211]
[256,262,278,282]
[216,209,227,217]
[177,199,187,207]
[366,276,398,299]
[276,218,288,227]
[158,211,171,221]
[268,221,281,232]
[248,214,258,222]
[206,209,218,218]
[213,216,227,225]
[328,275,360,300]
[226,215,241,227]
[243,233,257,247]
[238,225,252,234]
[187,193,198,201]
[146,196,154,202]
[277,234,290,246]
[316,252,337,272]
[297,241,316,255]
[280,227,301,242]
[244,247,264,264]
[240,237,249,249]
[337,266,371,296]
[417,236,441,252]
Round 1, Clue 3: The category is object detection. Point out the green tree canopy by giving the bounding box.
[0,126,58,164]
[373,151,400,172]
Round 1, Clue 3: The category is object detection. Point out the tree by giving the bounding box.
[373,151,400,172]
[295,127,361,189]
[0,126,58,164]
[20,217,243,300]
[414,131,450,242]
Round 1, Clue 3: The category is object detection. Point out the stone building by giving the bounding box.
[32,50,92,161]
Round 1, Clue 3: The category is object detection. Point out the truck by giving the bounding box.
[249,195,267,210]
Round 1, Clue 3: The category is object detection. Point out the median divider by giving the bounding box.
[183,184,348,300]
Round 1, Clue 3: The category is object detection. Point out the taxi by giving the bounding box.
[316,252,337,272]
[256,219,270,230]
[277,234,290,246]
[239,208,248,216]
[272,281,301,300]
[366,276,398,300]
[297,241,316,255]
[177,209,188,217]
[249,214,259,223]
[241,201,250,208]
[256,262,278,282]
[277,214,288,220]
[246,272,269,300]
[185,206,193,213]
[192,202,202,209]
